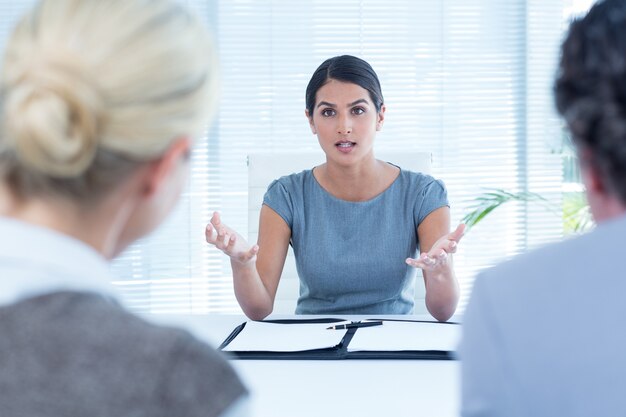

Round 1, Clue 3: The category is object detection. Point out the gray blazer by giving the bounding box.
[460,214,626,416]
[0,291,247,417]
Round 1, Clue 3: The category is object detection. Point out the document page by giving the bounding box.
[347,321,460,352]
[223,321,347,352]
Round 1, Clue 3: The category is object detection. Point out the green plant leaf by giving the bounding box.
[463,187,594,234]
[462,188,552,229]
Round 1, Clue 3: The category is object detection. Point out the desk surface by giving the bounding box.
[148,314,460,417]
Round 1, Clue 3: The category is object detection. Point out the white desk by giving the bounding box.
[148,314,460,417]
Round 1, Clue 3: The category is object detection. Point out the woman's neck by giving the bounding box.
[314,158,399,202]
[0,189,135,260]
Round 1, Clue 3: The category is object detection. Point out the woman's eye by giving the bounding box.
[352,107,365,115]
[321,108,335,117]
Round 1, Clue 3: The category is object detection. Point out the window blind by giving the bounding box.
[0,0,596,315]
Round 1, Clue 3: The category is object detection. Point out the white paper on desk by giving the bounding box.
[347,321,460,352]
[222,321,347,352]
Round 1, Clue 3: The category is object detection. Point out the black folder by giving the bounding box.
[218,318,458,360]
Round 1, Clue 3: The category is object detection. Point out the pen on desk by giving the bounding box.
[326,321,383,330]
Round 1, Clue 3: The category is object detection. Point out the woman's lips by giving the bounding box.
[335,141,356,153]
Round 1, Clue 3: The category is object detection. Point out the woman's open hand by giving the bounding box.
[205,211,259,265]
[406,223,465,271]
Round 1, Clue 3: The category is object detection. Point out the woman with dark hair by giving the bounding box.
[207,55,463,321]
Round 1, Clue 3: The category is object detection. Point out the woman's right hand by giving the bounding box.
[205,211,259,265]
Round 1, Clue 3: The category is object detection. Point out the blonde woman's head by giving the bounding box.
[0,0,217,201]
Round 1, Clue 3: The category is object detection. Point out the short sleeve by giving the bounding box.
[263,179,294,228]
[158,333,248,417]
[414,178,449,224]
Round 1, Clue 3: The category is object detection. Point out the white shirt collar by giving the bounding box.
[0,216,118,306]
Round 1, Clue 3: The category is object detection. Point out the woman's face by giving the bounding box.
[306,79,384,165]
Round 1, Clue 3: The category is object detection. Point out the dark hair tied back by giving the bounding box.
[305,55,384,116]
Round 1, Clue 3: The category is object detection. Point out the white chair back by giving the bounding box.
[247,150,432,314]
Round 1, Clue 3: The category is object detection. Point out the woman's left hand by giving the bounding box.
[406,223,465,271]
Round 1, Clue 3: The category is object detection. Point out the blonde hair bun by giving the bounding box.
[3,52,102,177]
[0,0,216,198]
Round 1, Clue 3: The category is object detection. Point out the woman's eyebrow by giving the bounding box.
[317,101,336,108]
[347,98,369,107]
[316,98,370,108]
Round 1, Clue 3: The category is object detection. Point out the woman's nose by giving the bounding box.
[337,116,352,134]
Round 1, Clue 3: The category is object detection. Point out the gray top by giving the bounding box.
[263,167,448,314]
[459,214,626,417]
[0,291,247,417]
[0,217,247,417]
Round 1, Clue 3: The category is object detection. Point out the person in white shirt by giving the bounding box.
[460,0,626,415]
[0,1,248,416]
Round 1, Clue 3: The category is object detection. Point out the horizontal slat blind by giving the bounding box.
[0,0,596,316]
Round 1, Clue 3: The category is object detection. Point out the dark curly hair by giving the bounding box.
[555,0,626,203]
